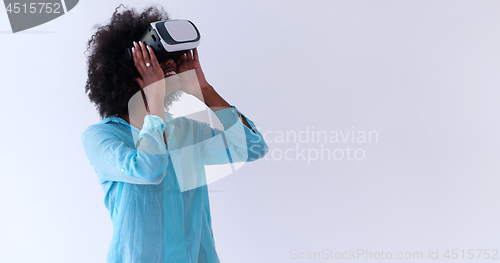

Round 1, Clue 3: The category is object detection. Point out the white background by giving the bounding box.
[1,0,499,262]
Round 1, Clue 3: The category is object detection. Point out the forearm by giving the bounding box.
[148,99,168,145]
[198,85,252,130]
[199,85,230,110]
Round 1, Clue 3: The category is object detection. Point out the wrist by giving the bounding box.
[148,103,167,124]
[147,98,165,112]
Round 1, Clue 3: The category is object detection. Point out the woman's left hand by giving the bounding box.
[176,48,211,95]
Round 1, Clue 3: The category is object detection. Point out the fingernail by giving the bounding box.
[132,47,135,52]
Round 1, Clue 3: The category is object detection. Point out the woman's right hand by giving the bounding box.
[132,41,166,103]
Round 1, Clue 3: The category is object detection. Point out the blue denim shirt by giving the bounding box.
[81,106,268,263]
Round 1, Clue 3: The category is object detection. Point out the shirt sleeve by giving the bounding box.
[200,105,269,165]
[81,114,170,185]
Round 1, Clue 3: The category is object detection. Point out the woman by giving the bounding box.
[81,5,268,263]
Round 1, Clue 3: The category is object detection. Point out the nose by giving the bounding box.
[161,58,176,68]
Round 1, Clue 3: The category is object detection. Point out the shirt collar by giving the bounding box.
[100,112,173,125]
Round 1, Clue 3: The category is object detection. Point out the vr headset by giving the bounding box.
[125,19,201,62]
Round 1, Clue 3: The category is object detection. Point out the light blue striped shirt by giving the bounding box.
[81,106,268,263]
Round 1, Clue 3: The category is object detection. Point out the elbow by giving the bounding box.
[247,142,269,162]
[243,130,269,162]
[142,172,166,185]
[138,163,167,184]
[118,167,166,185]
[226,143,268,163]
[131,153,170,185]
[133,167,167,185]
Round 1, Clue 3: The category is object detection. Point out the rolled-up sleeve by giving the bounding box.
[81,114,170,185]
[201,106,269,165]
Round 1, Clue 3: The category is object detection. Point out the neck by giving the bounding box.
[118,115,130,124]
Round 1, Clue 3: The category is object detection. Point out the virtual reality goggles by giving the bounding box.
[125,19,201,62]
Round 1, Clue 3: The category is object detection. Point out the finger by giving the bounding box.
[132,44,145,76]
[139,41,152,67]
[186,49,193,60]
[147,46,160,70]
[180,52,187,62]
[133,42,146,70]
[193,47,199,61]
[134,41,143,62]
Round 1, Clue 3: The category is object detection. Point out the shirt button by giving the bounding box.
[172,125,175,129]
[231,109,235,113]
[121,168,124,172]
